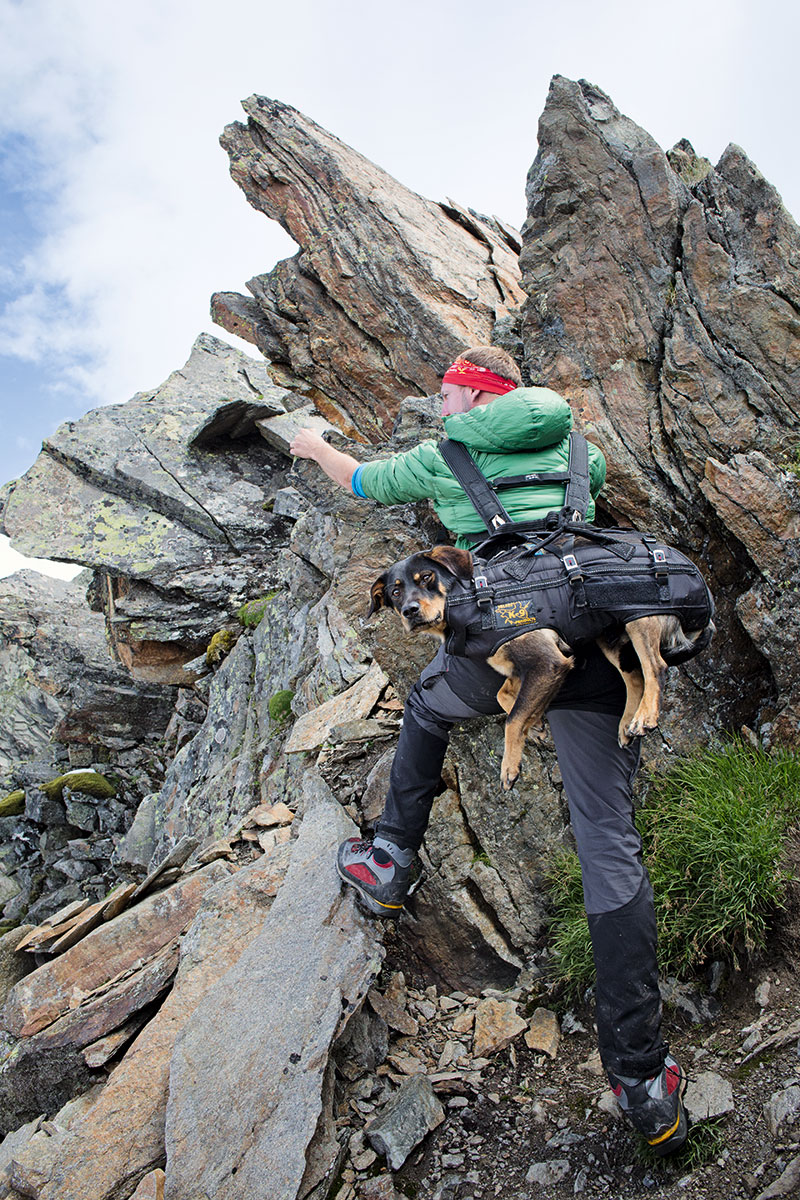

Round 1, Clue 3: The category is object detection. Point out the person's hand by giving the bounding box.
[289,428,327,460]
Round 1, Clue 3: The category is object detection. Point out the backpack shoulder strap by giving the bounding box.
[438,439,512,532]
[563,432,591,521]
[439,430,593,531]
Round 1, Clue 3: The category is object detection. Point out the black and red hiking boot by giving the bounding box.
[608,1055,688,1155]
[337,836,424,917]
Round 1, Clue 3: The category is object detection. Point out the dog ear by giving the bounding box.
[425,545,474,581]
[367,573,389,617]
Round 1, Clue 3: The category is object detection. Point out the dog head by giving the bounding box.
[368,546,473,637]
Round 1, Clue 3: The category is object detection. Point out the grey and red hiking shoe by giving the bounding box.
[609,1055,688,1155]
[337,836,424,917]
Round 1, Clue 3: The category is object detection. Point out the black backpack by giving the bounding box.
[437,435,715,660]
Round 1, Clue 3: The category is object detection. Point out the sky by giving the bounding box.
[0,0,797,579]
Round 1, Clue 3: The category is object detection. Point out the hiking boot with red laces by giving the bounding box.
[609,1055,688,1155]
[337,836,424,917]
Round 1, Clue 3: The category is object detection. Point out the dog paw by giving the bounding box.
[500,758,520,791]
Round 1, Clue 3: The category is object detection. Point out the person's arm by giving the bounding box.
[289,429,359,491]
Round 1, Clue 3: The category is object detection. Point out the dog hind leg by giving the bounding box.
[597,636,645,747]
[623,617,669,738]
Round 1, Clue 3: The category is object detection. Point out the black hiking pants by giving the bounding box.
[375,644,667,1079]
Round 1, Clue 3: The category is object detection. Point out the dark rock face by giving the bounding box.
[0,572,174,925]
[213,96,524,438]
[520,75,800,742]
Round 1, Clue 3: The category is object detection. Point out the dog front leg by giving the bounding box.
[490,631,574,790]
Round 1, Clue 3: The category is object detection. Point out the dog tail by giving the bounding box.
[661,618,716,666]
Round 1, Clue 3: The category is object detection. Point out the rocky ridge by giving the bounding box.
[0,76,798,1199]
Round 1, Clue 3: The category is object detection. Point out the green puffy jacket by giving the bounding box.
[355,387,607,548]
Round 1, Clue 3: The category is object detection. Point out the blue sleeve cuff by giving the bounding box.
[351,464,368,498]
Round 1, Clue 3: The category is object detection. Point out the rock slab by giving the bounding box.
[684,1070,735,1123]
[164,772,383,1199]
[7,846,292,1199]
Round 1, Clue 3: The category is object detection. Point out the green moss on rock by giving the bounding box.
[237,594,278,628]
[0,790,25,817]
[206,629,237,666]
[38,771,117,802]
[268,690,294,725]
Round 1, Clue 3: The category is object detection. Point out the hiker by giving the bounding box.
[288,346,688,1156]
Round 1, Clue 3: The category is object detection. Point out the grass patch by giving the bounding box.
[547,740,800,993]
[635,1116,728,1169]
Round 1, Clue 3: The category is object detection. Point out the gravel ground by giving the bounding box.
[332,876,800,1200]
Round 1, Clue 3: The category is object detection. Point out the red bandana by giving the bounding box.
[441,358,517,395]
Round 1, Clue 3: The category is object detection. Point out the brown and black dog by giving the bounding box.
[369,546,714,790]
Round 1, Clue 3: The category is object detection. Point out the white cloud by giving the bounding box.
[0,0,797,484]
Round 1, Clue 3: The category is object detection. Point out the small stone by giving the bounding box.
[451,1011,474,1036]
[525,1008,560,1059]
[472,997,526,1058]
[129,1168,165,1199]
[526,1159,571,1186]
[438,1040,468,1070]
[352,1148,377,1171]
[684,1071,735,1123]
[441,1152,464,1167]
[597,1092,622,1118]
[439,996,460,1012]
[765,1086,800,1138]
[578,1050,603,1076]
[369,972,419,1037]
[358,1176,397,1200]
[366,1075,445,1170]
[756,981,771,1009]
[415,1000,437,1021]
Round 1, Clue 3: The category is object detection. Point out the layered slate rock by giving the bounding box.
[213,96,524,437]
[164,773,383,1199]
[0,335,297,678]
[520,75,800,741]
[6,845,292,1199]
[0,862,233,1135]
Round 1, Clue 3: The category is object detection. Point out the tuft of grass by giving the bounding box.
[547,740,800,992]
[634,1116,728,1169]
[546,850,595,999]
[642,740,800,973]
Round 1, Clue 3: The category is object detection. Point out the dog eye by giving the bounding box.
[421,572,434,584]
